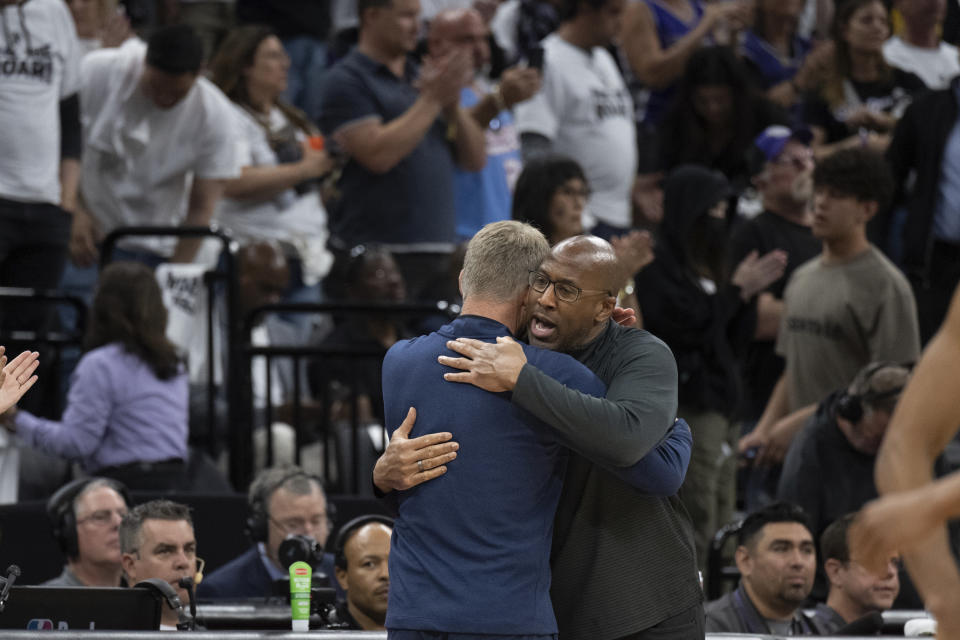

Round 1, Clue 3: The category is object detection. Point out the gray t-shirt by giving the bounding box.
[777,246,920,410]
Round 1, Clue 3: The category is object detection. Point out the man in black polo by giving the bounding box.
[317,0,486,301]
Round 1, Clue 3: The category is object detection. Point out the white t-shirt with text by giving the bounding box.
[0,0,81,204]
[515,34,637,229]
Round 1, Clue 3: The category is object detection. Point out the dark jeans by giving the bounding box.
[0,198,72,416]
[613,602,705,640]
[0,198,71,331]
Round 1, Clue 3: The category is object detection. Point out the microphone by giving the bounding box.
[134,578,190,631]
[0,565,20,613]
[834,611,884,636]
[177,576,198,628]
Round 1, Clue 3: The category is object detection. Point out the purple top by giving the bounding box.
[15,343,188,472]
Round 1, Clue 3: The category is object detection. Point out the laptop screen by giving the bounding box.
[0,586,162,631]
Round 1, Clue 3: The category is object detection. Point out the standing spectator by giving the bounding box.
[657,46,790,194]
[429,8,540,241]
[209,26,335,302]
[811,513,900,633]
[620,0,751,131]
[730,126,820,507]
[730,126,820,433]
[705,502,818,635]
[236,0,331,122]
[0,0,81,332]
[635,164,786,568]
[0,262,190,492]
[740,148,920,466]
[883,0,959,90]
[318,0,486,301]
[739,0,811,106]
[800,0,925,157]
[66,24,237,276]
[880,59,960,344]
[514,0,634,239]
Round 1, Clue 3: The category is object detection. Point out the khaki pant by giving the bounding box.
[678,405,738,575]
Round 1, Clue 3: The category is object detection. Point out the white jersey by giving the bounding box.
[0,0,81,204]
[515,34,637,229]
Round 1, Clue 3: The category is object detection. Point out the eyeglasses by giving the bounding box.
[528,271,610,304]
[77,508,128,526]
[269,514,333,538]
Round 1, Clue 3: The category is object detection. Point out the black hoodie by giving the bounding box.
[635,165,756,416]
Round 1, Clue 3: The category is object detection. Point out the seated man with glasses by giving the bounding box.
[198,466,338,600]
[44,477,131,588]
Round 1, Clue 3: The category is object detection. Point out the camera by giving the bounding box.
[278,534,325,568]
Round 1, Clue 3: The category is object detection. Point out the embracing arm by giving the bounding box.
[605,418,691,495]
[511,334,678,467]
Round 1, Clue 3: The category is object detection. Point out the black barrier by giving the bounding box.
[239,301,460,493]
[100,226,238,467]
[0,287,87,417]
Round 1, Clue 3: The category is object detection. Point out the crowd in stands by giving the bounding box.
[2,0,960,633]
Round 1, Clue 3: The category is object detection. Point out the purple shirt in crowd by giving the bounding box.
[15,343,188,472]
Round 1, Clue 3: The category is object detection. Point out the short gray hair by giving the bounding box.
[460,221,549,302]
[119,500,193,554]
[73,478,127,517]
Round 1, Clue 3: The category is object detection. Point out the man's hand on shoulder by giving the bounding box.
[438,336,526,392]
[373,408,460,492]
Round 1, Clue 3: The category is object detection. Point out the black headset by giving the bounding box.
[47,477,131,559]
[245,468,335,543]
[835,362,909,424]
[333,514,394,571]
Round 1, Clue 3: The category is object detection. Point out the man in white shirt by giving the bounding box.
[69,24,238,270]
[0,0,82,328]
[883,0,959,90]
[514,0,635,238]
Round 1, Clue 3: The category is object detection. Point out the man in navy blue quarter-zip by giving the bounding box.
[381,221,607,639]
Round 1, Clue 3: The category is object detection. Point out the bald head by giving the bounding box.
[428,8,489,70]
[552,235,622,295]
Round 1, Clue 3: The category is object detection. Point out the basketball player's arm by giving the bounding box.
[854,288,960,635]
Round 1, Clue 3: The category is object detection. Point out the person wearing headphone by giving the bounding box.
[119,499,200,631]
[777,361,911,602]
[331,515,393,630]
[43,477,130,588]
[198,465,337,599]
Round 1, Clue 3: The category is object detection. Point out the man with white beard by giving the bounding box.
[732,126,820,480]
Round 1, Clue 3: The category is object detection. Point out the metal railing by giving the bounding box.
[238,301,460,492]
